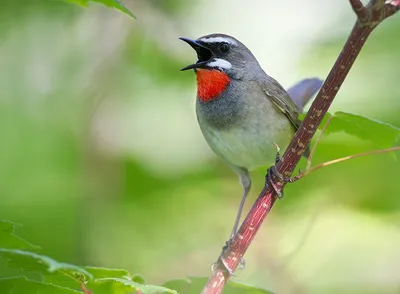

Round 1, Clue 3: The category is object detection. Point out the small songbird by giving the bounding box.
[180,34,322,238]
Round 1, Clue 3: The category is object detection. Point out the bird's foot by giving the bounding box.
[211,238,245,276]
[223,238,246,270]
[267,143,305,197]
[211,241,235,276]
[267,143,285,198]
[266,165,284,199]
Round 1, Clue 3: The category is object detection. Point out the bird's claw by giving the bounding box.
[212,251,235,276]
[211,238,246,276]
[238,257,246,270]
[266,143,285,198]
[272,142,281,165]
[267,143,304,197]
[219,255,236,276]
[266,165,284,199]
[221,255,245,272]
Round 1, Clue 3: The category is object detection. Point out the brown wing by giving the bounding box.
[257,74,311,157]
[257,74,301,129]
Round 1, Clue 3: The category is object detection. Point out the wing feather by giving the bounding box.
[256,75,301,129]
[256,75,311,157]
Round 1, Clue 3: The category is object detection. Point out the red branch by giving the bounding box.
[202,1,399,293]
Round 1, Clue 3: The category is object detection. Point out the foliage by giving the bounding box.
[326,111,400,148]
[0,221,174,293]
[0,221,272,293]
[300,111,400,148]
[65,0,135,18]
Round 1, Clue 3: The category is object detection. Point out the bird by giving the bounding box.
[179,33,322,239]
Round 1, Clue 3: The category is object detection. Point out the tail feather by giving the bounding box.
[288,78,322,159]
[287,78,323,112]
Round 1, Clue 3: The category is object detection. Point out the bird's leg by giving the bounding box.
[229,184,251,238]
[216,169,250,275]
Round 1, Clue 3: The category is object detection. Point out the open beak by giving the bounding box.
[179,37,213,71]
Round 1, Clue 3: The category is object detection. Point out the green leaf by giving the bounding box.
[0,249,92,281]
[0,276,82,294]
[164,277,274,294]
[300,111,400,149]
[132,273,146,284]
[327,111,400,148]
[85,266,132,280]
[0,249,176,294]
[66,0,135,18]
[0,221,39,250]
[0,222,174,294]
[89,277,177,294]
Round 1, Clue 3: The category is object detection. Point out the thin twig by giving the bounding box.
[350,0,368,21]
[306,116,334,170]
[303,146,400,177]
[371,0,386,24]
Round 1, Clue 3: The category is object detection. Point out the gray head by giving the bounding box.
[180,33,260,79]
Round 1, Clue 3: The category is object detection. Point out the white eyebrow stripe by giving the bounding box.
[199,37,237,46]
[207,58,232,69]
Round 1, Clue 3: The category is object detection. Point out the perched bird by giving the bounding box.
[180,33,322,238]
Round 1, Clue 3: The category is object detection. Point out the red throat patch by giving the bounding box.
[195,69,230,102]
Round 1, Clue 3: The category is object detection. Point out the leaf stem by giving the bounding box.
[306,116,334,170]
[303,146,400,176]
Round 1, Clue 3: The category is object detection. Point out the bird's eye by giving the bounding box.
[219,43,230,53]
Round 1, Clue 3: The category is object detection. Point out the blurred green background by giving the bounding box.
[0,0,400,293]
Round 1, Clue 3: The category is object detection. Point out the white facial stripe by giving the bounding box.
[207,58,232,70]
[199,37,237,46]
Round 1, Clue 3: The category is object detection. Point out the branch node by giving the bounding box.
[351,0,399,27]
[350,0,368,22]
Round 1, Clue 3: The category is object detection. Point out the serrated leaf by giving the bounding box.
[0,220,39,250]
[0,276,82,294]
[84,267,146,285]
[91,277,177,294]
[0,249,170,294]
[300,111,400,150]
[0,249,92,280]
[85,266,132,280]
[66,0,135,18]
[164,277,274,294]
[327,111,400,148]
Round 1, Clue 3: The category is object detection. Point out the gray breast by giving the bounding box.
[196,81,248,130]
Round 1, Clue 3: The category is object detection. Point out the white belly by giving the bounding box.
[200,121,294,170]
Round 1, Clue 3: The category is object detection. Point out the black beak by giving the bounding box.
[179,37,213,71]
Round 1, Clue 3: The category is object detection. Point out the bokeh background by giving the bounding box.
[1,0,400,293]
